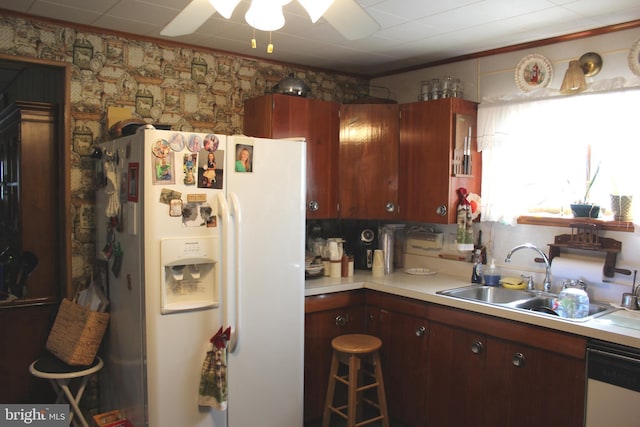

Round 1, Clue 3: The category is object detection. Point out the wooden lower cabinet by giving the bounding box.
[304,291,587,427]
[304,290,366,424]
[366,292,429,427]
[426,322,486,426]
[427,305,586,427]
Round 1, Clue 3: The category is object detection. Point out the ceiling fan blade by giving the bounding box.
[322,0,379,40]
[160,0,216,37]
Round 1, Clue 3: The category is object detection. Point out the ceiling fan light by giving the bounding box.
[209,0,241,19]
[245,1,286,31]
[297,0,335,23]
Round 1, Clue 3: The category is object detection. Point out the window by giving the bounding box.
[477,88,640,225]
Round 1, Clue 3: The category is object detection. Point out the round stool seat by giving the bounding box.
[29,351,103,427]
[332,334,382,354]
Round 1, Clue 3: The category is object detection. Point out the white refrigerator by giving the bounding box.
[95,127,305,427]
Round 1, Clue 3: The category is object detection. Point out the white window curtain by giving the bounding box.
[477,88,640,225]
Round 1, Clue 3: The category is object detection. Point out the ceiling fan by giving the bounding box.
[160,0,379,41]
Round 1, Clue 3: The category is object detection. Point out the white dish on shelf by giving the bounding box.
[405,268,437,276]
[305,264,324,275]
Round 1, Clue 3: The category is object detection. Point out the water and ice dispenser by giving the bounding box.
[160,236,218,314]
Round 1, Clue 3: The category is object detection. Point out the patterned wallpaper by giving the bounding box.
[0,14,369,291]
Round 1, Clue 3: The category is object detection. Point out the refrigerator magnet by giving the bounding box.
[153,152,175,185]
[235,144,253,173]
[152,138,170,158]
[183,153,197,186]
[170,199,182,217]
[204,134,219,152]
[188,134,203,152]
[169,133,186,152]
[159,188,182,205]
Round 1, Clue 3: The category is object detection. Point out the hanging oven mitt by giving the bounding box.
[199,326,231,410]
[104,160,121,219]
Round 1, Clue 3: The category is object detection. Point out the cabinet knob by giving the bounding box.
[512,352,526,367]
[308,200,319,212]
[471,340,484,354]
[415,325,426,337]
[436,205,447,216]
[385,202,395,213]
[335,314,349,327]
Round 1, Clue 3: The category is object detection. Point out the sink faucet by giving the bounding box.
[505,243,552,292]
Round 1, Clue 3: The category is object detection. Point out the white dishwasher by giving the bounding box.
[585,340,640,426]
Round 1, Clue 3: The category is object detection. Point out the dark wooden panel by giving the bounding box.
[0,302,57,403]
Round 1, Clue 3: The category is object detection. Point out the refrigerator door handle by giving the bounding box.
[216,192,234,343]
[228,191,241,353]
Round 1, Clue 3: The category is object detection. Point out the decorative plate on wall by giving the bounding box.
[628,37,640,76]
[515,53,554,92]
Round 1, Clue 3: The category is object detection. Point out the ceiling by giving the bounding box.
[2,0,640,77]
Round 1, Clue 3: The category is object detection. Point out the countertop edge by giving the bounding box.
[305,271,640,349]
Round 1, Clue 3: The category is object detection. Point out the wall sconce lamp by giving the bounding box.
[560,52,602,94]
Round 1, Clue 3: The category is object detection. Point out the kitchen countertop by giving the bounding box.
[305,270,640,349]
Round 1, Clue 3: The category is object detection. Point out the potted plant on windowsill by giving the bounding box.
[570,164,600,218]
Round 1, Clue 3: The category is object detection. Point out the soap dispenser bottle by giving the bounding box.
[484,259,501,287]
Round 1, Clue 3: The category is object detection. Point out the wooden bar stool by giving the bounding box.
[322,334,389,427]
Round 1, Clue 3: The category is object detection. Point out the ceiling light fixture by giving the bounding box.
[210,0,335,54]
[209,0,335,28]
[245,0,288,31]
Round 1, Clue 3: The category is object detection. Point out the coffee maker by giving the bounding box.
[353,227,378,270]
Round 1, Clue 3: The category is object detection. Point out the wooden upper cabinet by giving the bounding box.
[338,103,399,219]
[243,94,339,218]
[399,98,480,223]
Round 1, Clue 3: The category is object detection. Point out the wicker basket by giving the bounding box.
[46,298,110,366]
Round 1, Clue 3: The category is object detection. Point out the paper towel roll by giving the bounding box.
[550,257,604,284]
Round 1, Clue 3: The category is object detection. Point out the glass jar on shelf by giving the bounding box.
[419,80,431,101]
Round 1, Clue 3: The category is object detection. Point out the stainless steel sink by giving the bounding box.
[514,297,614,321]
[437,285,532,304]
[437,285,618,322]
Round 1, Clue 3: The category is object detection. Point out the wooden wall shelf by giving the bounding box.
[518,216,634,232]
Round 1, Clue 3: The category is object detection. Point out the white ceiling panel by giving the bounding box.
[0,0,638,76]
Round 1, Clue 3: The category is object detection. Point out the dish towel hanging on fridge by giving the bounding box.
[198,326,231,410]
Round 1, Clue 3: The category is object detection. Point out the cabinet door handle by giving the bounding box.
[436,205,447,216]
[415,325,426,337]
[385,202,395,213]
[512,352,525,367]
[471,340,484,354]
[335,314,349,327]
[308,200,319,212]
